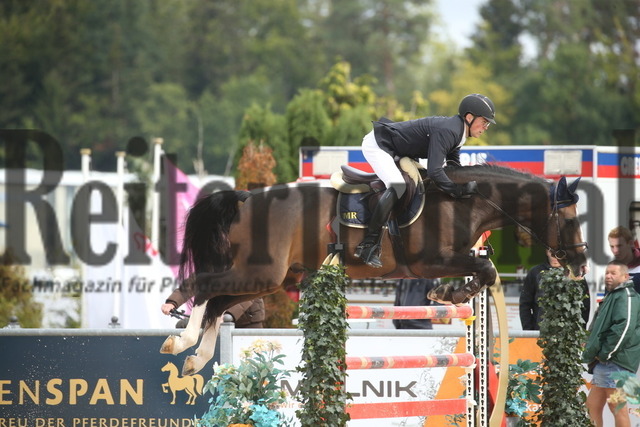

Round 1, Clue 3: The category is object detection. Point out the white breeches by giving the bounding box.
[361,130,406,198]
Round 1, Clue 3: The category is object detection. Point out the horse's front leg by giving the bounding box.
[182,314,223,376]
[160,302,207,355]
[426,255,497,305]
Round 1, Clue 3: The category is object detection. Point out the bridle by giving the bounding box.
[476,189,588,260]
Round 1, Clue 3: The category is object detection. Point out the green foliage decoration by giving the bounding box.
[505,359,542,422]
[534,268,590,426]
[296,263,351,427]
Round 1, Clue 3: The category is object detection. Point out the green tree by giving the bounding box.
[0,252,42,328]
[308,0,434,103]
[135,83,194,168]
[472,0,640,146]
[237,103,288,182]
[182,0,323,103]
[284,89,332,182]
[515,42,627,146]
[428,60,512,146]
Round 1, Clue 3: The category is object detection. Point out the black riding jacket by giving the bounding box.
[373,115,466,194]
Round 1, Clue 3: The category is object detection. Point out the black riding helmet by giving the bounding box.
[459,93,496,126]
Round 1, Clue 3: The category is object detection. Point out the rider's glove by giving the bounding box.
[449,181,478,199]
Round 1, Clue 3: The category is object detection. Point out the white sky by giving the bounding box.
[434,0,484,49]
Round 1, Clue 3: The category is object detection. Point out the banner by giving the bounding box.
[82,183,176,329]
[0,332,214,422]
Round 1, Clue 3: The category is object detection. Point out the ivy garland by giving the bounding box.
[296,263,352,426]
[534,268,590,426]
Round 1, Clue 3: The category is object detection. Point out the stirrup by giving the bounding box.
[354,242,383,268]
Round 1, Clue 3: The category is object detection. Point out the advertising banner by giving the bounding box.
[0,333,214,425]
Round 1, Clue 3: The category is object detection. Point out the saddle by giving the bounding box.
[330,157,426,228]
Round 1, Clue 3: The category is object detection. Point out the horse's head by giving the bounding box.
[549,177,588,279]
[161,362,174,372]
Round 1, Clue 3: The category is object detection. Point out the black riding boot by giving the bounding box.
[354,187,398,268]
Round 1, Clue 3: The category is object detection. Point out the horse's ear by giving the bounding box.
[557,176,568,192]
[552,176,580,207]
[567,177,581,195]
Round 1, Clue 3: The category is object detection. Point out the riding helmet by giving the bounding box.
[458,94,496,124]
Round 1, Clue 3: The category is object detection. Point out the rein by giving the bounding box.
[475,188,588,260]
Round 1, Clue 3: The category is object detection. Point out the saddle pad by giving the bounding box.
[337,190,425,229]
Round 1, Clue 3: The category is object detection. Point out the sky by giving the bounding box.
[434,0,536,59]
[434,0,484,49]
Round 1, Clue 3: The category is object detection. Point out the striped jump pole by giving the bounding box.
[346,304,473,320]
[346,352,475,370]
[347,398,468,419]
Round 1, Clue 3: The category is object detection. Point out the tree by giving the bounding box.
[0,252,42,328]
[237,103,289,182]
[471,0,640,146]
[235,141,277,190]
[428,60,512,146]
[181,0,323,103]
[284,89,332,182]
[309,0,434,103]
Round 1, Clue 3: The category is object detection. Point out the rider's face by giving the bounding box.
[474,117,490,137]
[466,114,491,138]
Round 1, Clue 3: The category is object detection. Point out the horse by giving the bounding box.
[160,362,204,405]
[160,164,588,375]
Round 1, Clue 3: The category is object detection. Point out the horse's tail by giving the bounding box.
[179,190,250,287]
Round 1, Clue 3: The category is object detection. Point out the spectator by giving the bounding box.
[393,278,440,329]
[583,261,640,427]
[519,249,590,330]
[161,289,265,328]
[608,226,640,293]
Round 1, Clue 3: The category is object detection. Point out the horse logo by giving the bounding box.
[161,362,204,405]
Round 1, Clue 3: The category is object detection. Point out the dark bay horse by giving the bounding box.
[161,164,588,375]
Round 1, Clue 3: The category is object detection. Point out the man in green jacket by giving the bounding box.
[583,261,640,427]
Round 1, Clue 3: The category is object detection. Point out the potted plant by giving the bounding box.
[198,339,294,427]
[505,359,542,426]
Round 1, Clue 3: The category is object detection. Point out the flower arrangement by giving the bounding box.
[505,359,542,420]
[199,339,294,427]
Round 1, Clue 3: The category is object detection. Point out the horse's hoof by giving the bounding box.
[182,355,203,376]
[450,292,472,305]
[160,335,177,354]
[427,283,454,305]
[451,281,487,305]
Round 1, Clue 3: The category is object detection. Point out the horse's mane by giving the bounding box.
[445,164,548,185]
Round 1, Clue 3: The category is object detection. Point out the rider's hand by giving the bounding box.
[449,181,478,199]
[161,303,175,315]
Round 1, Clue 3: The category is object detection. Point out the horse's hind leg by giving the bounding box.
[185,388,196,405]
[160,302,206,355]
[182,314,223,376]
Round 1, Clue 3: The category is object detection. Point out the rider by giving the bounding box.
[355,93,496,268]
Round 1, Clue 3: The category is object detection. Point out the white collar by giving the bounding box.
[458,124,468,148]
